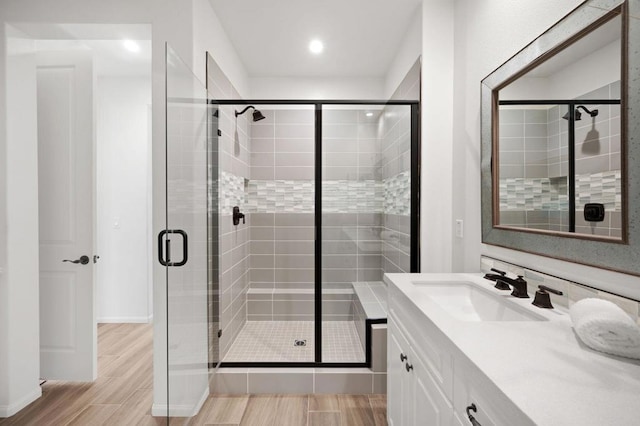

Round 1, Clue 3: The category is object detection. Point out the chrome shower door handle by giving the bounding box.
[62,255,90,265]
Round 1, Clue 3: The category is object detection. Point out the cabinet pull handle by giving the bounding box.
[400,353,408,362]
[466,403,482,426]
[405,363,413,372]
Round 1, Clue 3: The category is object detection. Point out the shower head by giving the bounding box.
[562,109,582,121]
[235,105,266,122]
[252,109,266,122]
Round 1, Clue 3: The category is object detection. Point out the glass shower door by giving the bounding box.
[163,44,213,420]
[321,103,415,363]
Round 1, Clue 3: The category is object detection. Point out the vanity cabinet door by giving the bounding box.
[411,348,453,426]
[388,316,453,426]
[387,317,411,426]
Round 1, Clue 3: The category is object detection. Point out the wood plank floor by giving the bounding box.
[0,323,387,426]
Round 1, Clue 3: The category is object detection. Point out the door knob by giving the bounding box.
[63,255,90,265]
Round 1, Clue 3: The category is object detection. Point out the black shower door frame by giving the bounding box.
[213,99,420,368]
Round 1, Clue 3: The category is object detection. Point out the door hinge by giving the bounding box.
[217,329,222,338]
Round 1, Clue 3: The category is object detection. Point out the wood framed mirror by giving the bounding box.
[481,0,640,275]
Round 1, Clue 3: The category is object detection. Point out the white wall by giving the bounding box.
[0,0,196,417]
[192,0,249,97]
[449,0,584,273]
[448,0,640,294]
[249,76,384,99]
[0,26,42,418]
[96,76,152,323]
[385,8,422,99]
[420,0,455,272]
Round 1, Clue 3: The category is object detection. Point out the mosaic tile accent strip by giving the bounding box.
[220,170,245,212]
[500,171,622,212]
[323,180,384,213]
[221,171,412,215]
[576,170,622,211]
[384,171,411,215]
[246,180,315,213]
[499,177,568,211]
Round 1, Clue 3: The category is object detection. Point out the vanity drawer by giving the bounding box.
[389,287,454,401]
[452,358,535,426]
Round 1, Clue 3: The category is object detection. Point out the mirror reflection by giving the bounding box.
[496,14,622,239]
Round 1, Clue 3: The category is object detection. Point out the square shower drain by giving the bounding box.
[294,339,307,347]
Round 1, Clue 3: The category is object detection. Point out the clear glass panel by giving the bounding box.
[498,99,621,237]
[496,14,623,239]
[217,104,316,363]
[321,104,412,363]
[574,102,622,238]
[498,104,571,231]
[165,44,211,419]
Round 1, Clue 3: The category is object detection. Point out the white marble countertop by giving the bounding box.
[384,272,640,426]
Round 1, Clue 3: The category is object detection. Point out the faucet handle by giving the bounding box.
[532,285,563,309]
[490,268,506,276]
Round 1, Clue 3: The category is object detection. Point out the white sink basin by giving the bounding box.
[414,281,546,322]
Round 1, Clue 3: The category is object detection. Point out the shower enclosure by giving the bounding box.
[162,45,420,418]
[212,100,419,367]
[498,91,622,236]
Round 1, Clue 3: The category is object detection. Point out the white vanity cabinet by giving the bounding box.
[387,316,452,426]
[388,284,533,426]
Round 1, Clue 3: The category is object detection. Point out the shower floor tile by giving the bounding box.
[223,321,365,363]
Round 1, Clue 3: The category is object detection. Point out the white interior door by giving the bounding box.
[37,50,96,381]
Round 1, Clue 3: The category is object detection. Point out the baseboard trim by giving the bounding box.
[151,386,209,418]
[98,315,152,324]
[0,386,42,418]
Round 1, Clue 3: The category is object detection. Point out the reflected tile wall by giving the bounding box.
[498,81,622,235]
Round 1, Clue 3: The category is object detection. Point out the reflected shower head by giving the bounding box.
[577,105,599,118]
[235,105,266,122]
[561,105,598,121]
[562,109,582,121]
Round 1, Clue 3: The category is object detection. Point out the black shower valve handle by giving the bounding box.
[232,206,245,226]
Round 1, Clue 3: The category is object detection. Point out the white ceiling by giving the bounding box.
[208,0,422,78]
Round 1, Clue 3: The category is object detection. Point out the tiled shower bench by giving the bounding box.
[352,281,388,371]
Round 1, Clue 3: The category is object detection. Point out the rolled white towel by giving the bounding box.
[570,298,640,360]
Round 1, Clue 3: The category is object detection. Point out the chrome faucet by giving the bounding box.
[496,275,529,298]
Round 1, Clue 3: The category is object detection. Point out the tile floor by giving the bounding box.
[223,321,365,363]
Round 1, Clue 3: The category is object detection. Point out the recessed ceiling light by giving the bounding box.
[123,40,140,53]
[309,39,324,54]
[365,112,374,117]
